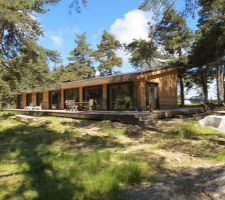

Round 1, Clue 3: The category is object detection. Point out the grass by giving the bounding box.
[98,124,129,135]
[0,111,225,199]
[0,111,152,200]
[167,122,222,139]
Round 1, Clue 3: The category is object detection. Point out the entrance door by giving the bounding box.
[146,83,159,110]
[49,91,61,109]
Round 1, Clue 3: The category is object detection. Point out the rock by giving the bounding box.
[12,114,50,124]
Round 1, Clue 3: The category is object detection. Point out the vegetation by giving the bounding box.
[66,33,95,81]
[93,30,122,76]
[1,111,225,199]
[126,0,225,105]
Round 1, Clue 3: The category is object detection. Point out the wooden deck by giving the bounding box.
[6,107,208,125]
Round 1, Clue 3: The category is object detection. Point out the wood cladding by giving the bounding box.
[15,67,178,110]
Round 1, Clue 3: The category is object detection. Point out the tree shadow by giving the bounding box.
[0,124,83,200]
[0,111,17,120]
[66,134,125,150]
[120,164,225,200]
[60,119,101,129]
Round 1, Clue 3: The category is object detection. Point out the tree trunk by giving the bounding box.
[216,65,224,104]
[178,72,185,107]
[201,74,208,102]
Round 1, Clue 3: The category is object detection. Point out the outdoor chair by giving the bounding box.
[34,103,42,111]
[25,103,34,110]
[83,99,94,111]
[66,100,78,112]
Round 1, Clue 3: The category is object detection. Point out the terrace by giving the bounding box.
[7,107,208,125]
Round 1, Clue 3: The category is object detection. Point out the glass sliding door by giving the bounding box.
[83,86,102,110]
[49,91,61,110]
[64,89,79,101]
[36,93,43,106]
[26,93,32,106]
[108,83,135,110]
[146,83,159,110]
[64,88,79,108]
[17,95,22,109]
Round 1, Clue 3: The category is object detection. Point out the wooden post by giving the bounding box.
[79,87,83,102]
[32,92,36,106]
[43,91,49,109]
[102,84,107,110]
[60,88,64,110]
[138,79,146,110]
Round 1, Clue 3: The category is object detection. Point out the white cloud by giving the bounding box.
[110,9,153,62]
[42,26,80,48]
[50,35,63,47]
[110,9,153,44]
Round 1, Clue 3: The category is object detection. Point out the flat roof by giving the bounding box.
[12,66,176,94]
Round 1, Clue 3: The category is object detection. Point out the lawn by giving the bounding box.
[0,111,225,200]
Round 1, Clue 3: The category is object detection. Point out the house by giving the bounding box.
[14,67,177,111]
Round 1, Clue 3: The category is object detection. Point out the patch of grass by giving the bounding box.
[0,111,17,120]
[99,124,129,135]
[211,151,225,163]
[167,123,222,139]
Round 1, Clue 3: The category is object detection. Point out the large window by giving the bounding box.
[49,91,61,109]
[108,83,136,110]
[83,86,102,110]
[64,89,79,101]
[64,88,79,108]
[26,93,32,106]
[16,95,22,109]
[36,93,43,106]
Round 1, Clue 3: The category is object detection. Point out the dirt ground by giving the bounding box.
[70,118,225,199]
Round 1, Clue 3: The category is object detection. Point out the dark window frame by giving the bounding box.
[26,93,32,106]
[36,92,43,106]
[107,82,136,111]
[49,90,61,110]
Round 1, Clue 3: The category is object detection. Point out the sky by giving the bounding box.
[37,0,216,99]
[38,0,197,71]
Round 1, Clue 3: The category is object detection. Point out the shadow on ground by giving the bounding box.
[120,164,225,200]
[0,124,82,199]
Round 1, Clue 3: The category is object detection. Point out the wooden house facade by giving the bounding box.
[14,67,177,111]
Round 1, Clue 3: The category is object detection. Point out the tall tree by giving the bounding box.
[0,0,59,62]
[93,30,122,76]
[67,33,94,80]
[190,0,225,103]
[7,40,61,90]
[0,0,60,106]
[156,9,192,106]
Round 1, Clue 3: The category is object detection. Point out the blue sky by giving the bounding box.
[38,0,217,99]
[38,0,198,72]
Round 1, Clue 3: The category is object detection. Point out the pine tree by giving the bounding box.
[67,33,94,80]
[156,9,192,106]
[190,0,225,103]
[0,0,59,62]
[10,40,61,90]
[93,30,122,75]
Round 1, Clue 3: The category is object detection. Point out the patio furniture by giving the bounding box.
[66,100,78,112]
[25,103,34,110]
[83,99,94,111]
[34,103,42,111]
